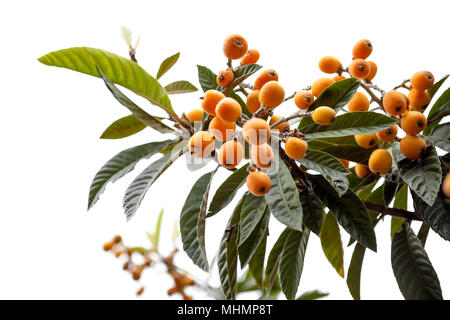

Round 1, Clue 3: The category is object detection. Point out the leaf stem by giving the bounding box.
[363,201,422,221]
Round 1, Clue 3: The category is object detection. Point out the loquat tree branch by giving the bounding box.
[362,201,422,221]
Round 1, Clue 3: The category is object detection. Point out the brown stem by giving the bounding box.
[363,201,422,221]
[360,81,384,109]
[270,111,312,129]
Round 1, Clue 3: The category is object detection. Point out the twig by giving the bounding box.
[240,83,254,90]
[393,79,411,90]
[284,92,296,102]
[359,81,384,109]
[237,85,249,96]
[363,201,422,221]
[270,111,312,129]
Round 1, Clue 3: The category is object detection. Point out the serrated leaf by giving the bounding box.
[391,184,407,239]
[310,175,377,252]
[264,228,291,294]
[180,169,217,271]
[100,114,147,139]
[249,232,267,288]
[346,243,366,300]
[38,47,175,115]
[208,163,249,217]
[303,111,397,139]
[97,69,176,134]
[297,290,329,300]
[88,139,176,210]
[123,143,186,220]
[265,159,303,231]
[393,144,442,206]
[165,80,198,94]
[239,194,267,245]
[299,149,350,196]
[425,123,450,152]
[300,189,324,235]
[279,228,310,300]
[157,52,180,79]
[428,74,449,99]
[320,212,345,278]
[391,223,443,300]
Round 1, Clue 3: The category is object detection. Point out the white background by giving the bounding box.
[0,0,449,300]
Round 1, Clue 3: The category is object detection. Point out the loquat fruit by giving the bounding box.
[285,137,308,160]
[376,124,398,142]
[443,172,450,198]
[355,163,370,179]
[383,90,407,115]
[408,89,431,112]
[348,92,370,112]
[189,131,215,158]
[259,81,285,108]
[242,118,271,145]
[349,59,370,79]
[311,78,335,97]
[223,34,248,60]
[215,97,242,122]
[250,143,273,169]
[208,117,236,141]
[368,149,392,175]
[354,133,378,149]
[318,56,342,74]
[187,109,204,123]
[294,90,315,110]
[246,171,271,196]
[410,71,434,91]
[333,75,346,82]
[400,135,427,160]
[218,139,244,169]
[241,49,260,66]
[269,115,290,132]
[312,106,336,126]
[201,90,225,116]
[254,69,279,90]
[103,242,113,251]
[112,235,122,244]
[246,90,261,114]
[352,39,373,59]
[217,68,234,87]
[339,159,349,168]
[401,111,427,135]
[365,61,377,81]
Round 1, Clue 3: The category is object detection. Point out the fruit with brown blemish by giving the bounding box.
[349,59,370,79]
[352,39,373,59]
[254,69,279,90]
[188,131,215,158]
[312,106,336,126]
[410,71,434,91]
[216,68,234,87]
[354,133,378,149]
[223,34,248,60]
[246,171,271,196]
[318,56,342,74]
[383,90,407,115]
[294,90,315,110]
[400,135,427,160]
[401,111,427,135]
[376,124,398,142]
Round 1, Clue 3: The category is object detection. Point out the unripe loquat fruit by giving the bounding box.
[312,106,336,126]
[408,89,431,112]
[365,61,378,81]
[246,90,261,114]
[246,171,271,196]
[241,49,260,66]
[348,92,370,112]
[215,97,242,122]
[355,163,370,179]
[259,81,285,108]
[223,34,248,60]
[242,118,271,145]
[410,71,434,91]
[400,135,427,160]
[333,75,346,82]
[250,144,273,169]
[349,59,370,79]
[401,111,427,135]
[311,78,335,97]
[354,133,378,149]
[217,68,234,87]
[383,90,407,115]
[376,124,398,142]
[187,109,204,123]
[218,139,244,169]
[352,39,373,59]
[294,90,315,110]
[208,117,236,141]
[201,90,225,116]
[189,131,215,158]
[285,137,308,160]
[368,149,392,175]
[254,69,279,90]
[318,56,342,74]
[443,173,450,198]
[269,115,290,132]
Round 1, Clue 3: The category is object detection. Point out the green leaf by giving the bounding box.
[218,195,243,299]
[265,159,303,231]
[425,85,450,134]
[88,139,176,210]
[417,223,431,247]
[310,175,377,252]
[320,212,345,278]
[391,223,443,300]
[197,65,223,92]
[391,184,407,239]
[156,52,180,79]
[38,47,175,115]
[298,149,350,196]
[222,64,262,96]
[297,290,329,300]
[238,206,270,268]
[180,169,217,271]
[147,208,164,250]
[279,228,310,300]
[300,189,324,235]
[208,163,249,217]
[426,102,450,126]
[239,193,267,246]
[97,69,176,134]
[383,181,398,206]
[123,143,186,220]
[165,80,198,94]
[425,123,450,152]
[303,111,397,139]
[229,91,251,118]
[249,232,267,288]
[100,114,147,139]
[428,74,449,99]
[308,136,376,165]
[346,243,366,300]
[264,228,290,294]
[394,144,442,206]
